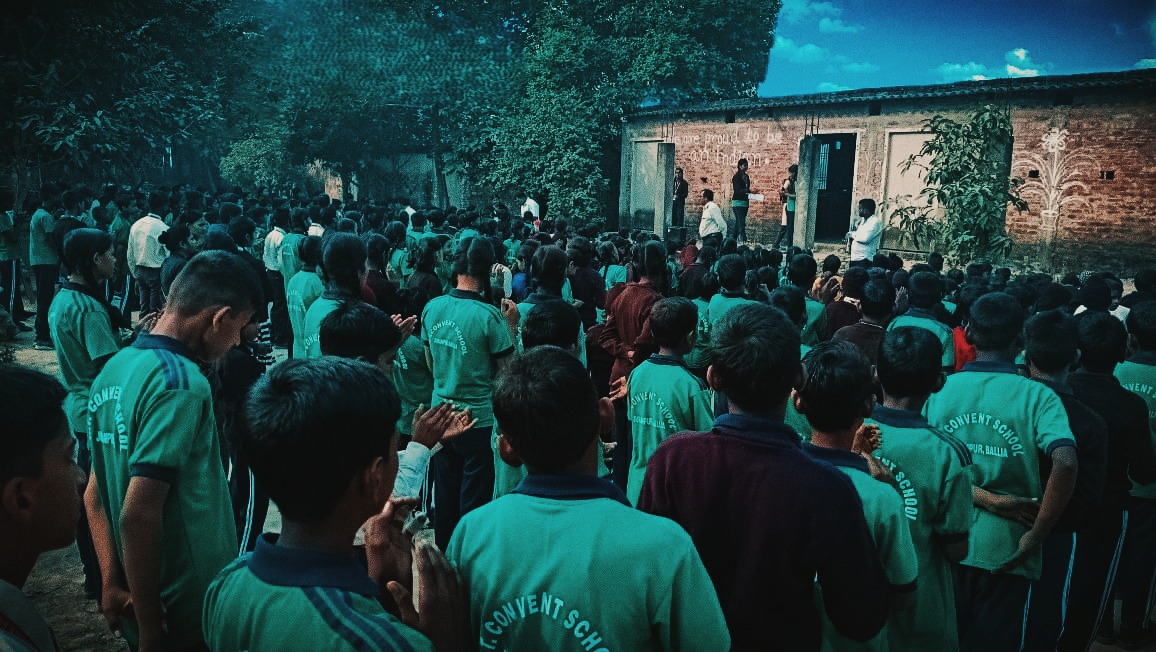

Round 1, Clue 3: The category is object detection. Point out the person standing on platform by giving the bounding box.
[699,189,727,251]
[672,167,689,228]
[731,158,752,243]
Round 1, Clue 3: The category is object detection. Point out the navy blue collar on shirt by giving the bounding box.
[870,404,930,429]
[1128,351,1156,366]
[802,442,870,473]
[713,412,803,448]
[248,533,379,596]
[901,307,937,320]
[449,288,488,302]
[960,360,1020,375]
[513,473,630,506]
[523,290,563,305]
[133,332,196,360]
[646,353,688,368]
[1035,378,1073,397]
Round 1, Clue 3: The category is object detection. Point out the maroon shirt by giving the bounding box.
[638,414,889,651]
[598,279,660,383]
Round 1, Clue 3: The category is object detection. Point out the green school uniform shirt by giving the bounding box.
[28,208,58,266]
[802,296,828,346]
[278,232,305,290]
[287,269,324,359]
[87,334,235,648]
[388,247,412,284]
[707,292,759,332]
[626,355,714,505]
[888,309,955,369]
[48,287,121,434]
[684,297,713,371]
[421,289,515,428]
[391,335,434,436]
[869,405,973,651]
[602,264,627,291]
[923,361,1075,579]
[204,534,432,652]
[806,444,919,652]
[302,293,342,359]
[446,474,731,652]
[1115,352,1156,498]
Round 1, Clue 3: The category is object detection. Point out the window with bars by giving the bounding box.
[816,143,830,190]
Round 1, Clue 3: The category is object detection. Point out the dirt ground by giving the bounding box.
[6,313,1152,652]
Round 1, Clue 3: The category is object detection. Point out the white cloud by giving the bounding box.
[842,61,879,73]
[1135,58,1156,69]
[781,0,843,24]
[818,17,865,34]
[936,61,989,83]
[773,36,834,65]
[1004,48,1047,77]
[817,82,852,92]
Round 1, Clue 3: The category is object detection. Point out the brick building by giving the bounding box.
[619,69,1156,272]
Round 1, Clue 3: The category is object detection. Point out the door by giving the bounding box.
[813,133,857,241]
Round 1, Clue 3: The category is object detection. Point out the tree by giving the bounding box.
[895,104,1027,264]
[0,0,249,206]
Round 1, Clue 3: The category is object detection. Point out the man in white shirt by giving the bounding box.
[699,189,727,250]
[848,198,884,264]
[263,207,291,347]
[127,193,170,316]
[520,192,540,222]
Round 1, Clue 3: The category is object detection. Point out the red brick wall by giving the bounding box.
[622,86,1156,273]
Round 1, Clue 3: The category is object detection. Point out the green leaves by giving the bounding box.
[897,104,1024,264]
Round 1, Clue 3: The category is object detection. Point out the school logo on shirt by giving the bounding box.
[428,319,469,354]
[627,392,678,431]
[940,411,1025,458]
[89,385,129,452]
[874,455,920,521]
[394,348,409,370]
[479,591,609,652]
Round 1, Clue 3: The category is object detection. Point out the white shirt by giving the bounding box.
[307,222,325,237]
[849,214,884,261]
[127,214,169,274]
[262,227,285,271]
[699,201,727,239]
[393,441,437,499]
[520,197,540,220]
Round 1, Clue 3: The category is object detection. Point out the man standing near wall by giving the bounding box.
[126,193,169,319]
[775,164,798,252]
[848,198,884,266]
[699,189,726,251]
[730,158,752,243]
[672,167,689,228]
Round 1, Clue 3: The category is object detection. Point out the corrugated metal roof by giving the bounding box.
[628,69,1156,119]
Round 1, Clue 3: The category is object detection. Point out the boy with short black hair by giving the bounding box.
[447,346,730,650]
[625,296,714,505]
[868,327,973,650]
[1,366,85,651]
[787,253,832,345]
[639,303,890,649]
[923,292,1078,651]
[85,250,262,650]
[1067,312,1156,649]
[204,357,463,651]
[888,271,954,372]
[1020,310,1109,650]
[833,278,893,365]
[795,340,920,651]
[1112,301,1156,647]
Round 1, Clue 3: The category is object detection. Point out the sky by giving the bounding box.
[758,0,1156,96]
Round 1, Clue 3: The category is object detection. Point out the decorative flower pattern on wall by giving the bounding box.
[1015,127,1096,270]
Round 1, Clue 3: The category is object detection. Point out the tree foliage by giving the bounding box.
[0,0,248,203]
[896,105,1027,264]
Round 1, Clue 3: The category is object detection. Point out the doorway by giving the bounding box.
[813,133,857,242]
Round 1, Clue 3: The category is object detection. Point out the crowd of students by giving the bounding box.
[2,183,1156,652]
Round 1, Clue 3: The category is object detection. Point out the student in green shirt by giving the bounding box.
[707,254,759,333]
[1115,301,1156,646]
[49,228,130,600]
[303,233,366,358]
[888,272,955,372]
[869,327,973,651]
[421,237,515,549]
[0,368,87,652]
[205,357,465,651]
[286,235,323,359]
[795,341,920,651]
[447,346,731,651]
[626,297,715,505]
[683,271,718,375]
[786,253,834,346]
[84,251,262,650]
[923,292,1078,652]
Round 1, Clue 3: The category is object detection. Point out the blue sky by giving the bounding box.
[758,0,1156,96]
